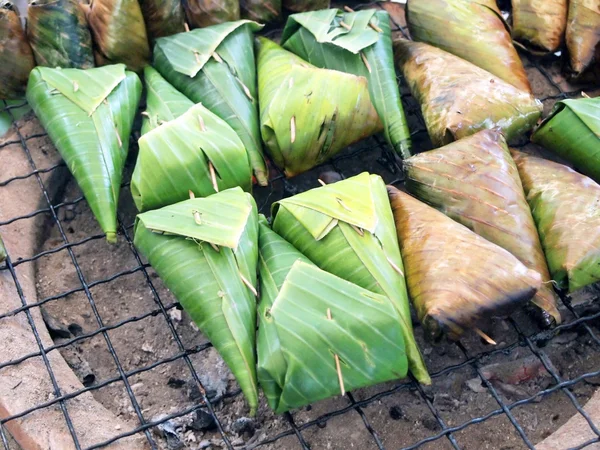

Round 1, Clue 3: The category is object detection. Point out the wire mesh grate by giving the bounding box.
[1,2,600,449]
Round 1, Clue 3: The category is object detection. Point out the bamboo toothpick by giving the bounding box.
[141,111,150,118]
[189,191,203,224]
[115,126,122,148]
[350,224,364,236]
[318,179,327,186]
[73,81,79,92]
[184,22,190,32]
[194,51,201,64]
[208,161,219,192]
[582,91,590,98]
[369,21,383,33]
[386,256,404,277]
[189,190,195,199]
[209,242,220,252]
[344,5,355,12]
[336,197,352,212]
[237,78,254,101]
[339,20,351,30]
[212,52,224,64]
[240,273,258,297]
[474,328,497,345]
[327,308,345,396]
[290,116,296,144]
[198,114,207,132]
[360,52,372,73]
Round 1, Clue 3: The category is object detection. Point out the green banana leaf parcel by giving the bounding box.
[240,0,281,24]
[257,38,382,177]
[281,9,412,159]
[532,97,600,182]
[404,130,560,327]
[271,172,430,385]
[257,217,408,413]
[513,151,600,292]
[0,1,35,99]
[182,0,240,28]
[26,64,142,243]
[27,0,95,69]
[153,21,268,186]
[134,188,259,413]
[139,0,186,42]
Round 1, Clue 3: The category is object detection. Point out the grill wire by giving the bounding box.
[1,2,600,449]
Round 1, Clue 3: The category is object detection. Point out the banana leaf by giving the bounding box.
[512,151,600,292]
[0,1,35,99]
[84,0,150,72]
[0,235,6,263]
[281,9,411,160]
[258,219,408,413]
[257,38,382,177]
[271,172,430,385]
[240,0,281,23]
[283,0,329,13]
[134,188,259,413]
[565,0,600,79]
[394,39,542,148]
[532,97,600,182]
[404,130,560,327]
[141,66,193,135]
[27,0,95,69]
[139,0,185,41]
[26,64,142,243]
[511,0,567,53]
[153,21,268,186]
[406,0,531,93]
[132,103,252,212]
[387,186,542,341]
[182,0,240,28]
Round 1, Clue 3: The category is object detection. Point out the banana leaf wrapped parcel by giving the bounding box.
[257,38,382,177]
[0,1,35,99]
[27,64,142,243]
[283,0,329,13]
[513,152,600,292]
[404,130,560,326]
[139,0,186,41]
[565,0,600,79]
[134,188,259,413]
[0,235,6,263]
[182,0,240,28]
[271,172,430,385]
[394,39,542,148]
[532,97,600,182]
[153,21,267,185]
[387,187,542,341]
[511,0,567,53]
[406,0,531,93]
[257,217,408,413]
[240,0,281,24]
[281,9,412,159]
[84,0,150,72]
[27,0,95,69]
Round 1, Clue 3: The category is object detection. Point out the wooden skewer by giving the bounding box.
[212,52,224,63]
[290,116,296,144]
[194,51,201,64]
[344,5,355,12]
[360,52,372,74]
[386,256,404,277]
[198,114,207,132]
[474,328,497,345]
[327,308,345,396]
[184,22,190,32]
[336,197,351,212]
[209,242,220,253]
[339,20,351,30]
[317,179,327,186]
[237,78,254,101]
[115,126,122,148]
[208,161,219,192]
[240,273,258,297]
[141,111,150,118]
[189,190,195,199]
[369,21,383,33]
[350,224,364,236]
[582,91,590,98]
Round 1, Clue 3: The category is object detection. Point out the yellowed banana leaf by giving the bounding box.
[394,39,542,148]
[404,130,560,327]
[85,0,150,72]
[182,0,240,28]
[256,37,382,177]
[271,172,430,385]
[240,0,280,23]
[0,1,35,99]
[406,0,531,93]
[512,151,600,292]
[283,0,329,13]
[387,186,542,341]
[511,0,567,53]
[139,0,186,41]
[565,0,600,79]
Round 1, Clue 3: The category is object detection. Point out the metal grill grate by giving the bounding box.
[1,2,600,449]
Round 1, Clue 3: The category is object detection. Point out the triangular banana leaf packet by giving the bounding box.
[0,1,35,99]
[394,39,542,148]
[257,217,408,413]
[182,0,240,28]
[131,103,252,212]
[257,38,382,177]
[281,8,411,159]
[512,151,600,292]
[387,186,542,341]
[27,0,95,69]
[404,130,561,327]
[565,0,600,79]
[406,0,531,93]
[240,0,281,23]
[271,172,430,385]
[141,66,193,135]
[84,0,150,72]
[153,21,267,186]
[138,0,186,42]
[26,64,142,243]
[532,97,600,182]
[134,188,259,413]
[511,0,567,53]
[283,0,329,13]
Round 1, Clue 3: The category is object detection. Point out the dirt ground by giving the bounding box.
[4,2,600,450]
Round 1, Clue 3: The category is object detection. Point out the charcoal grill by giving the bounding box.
[1,2,600,449]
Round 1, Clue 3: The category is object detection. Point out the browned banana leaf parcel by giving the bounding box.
[240,0,280,23]
[512,0,567,53]
[283,0,329,13]
[513,151,600,292]
[566,0,600,79]
[387,187,542,341]
[182,0,240,28]
[406,0,531,93]
[394,39,542,148]
[139,0,186,41]
[404,130,560,326]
